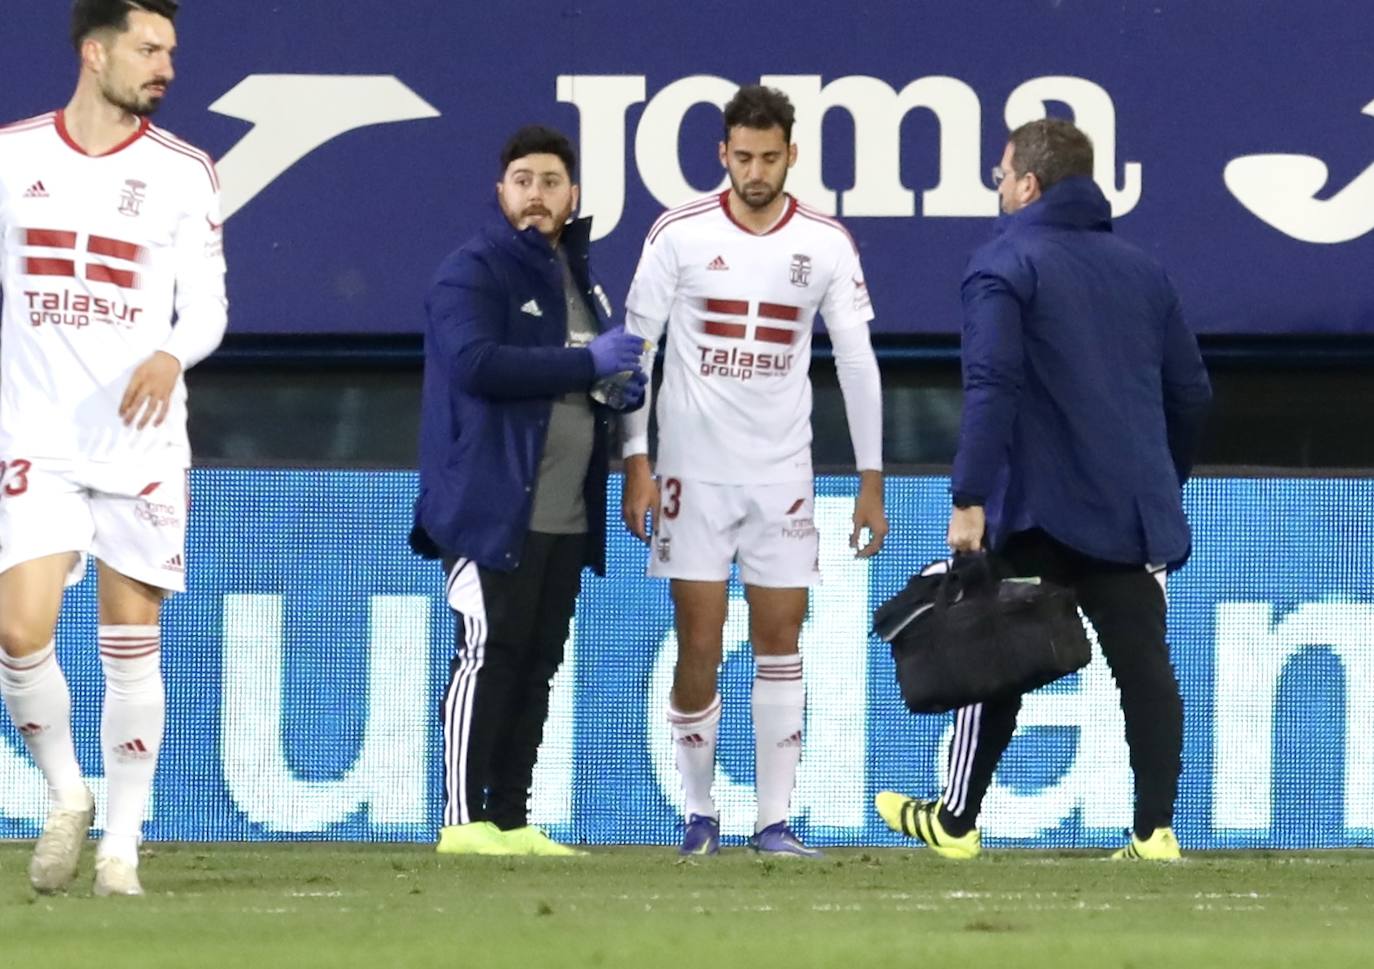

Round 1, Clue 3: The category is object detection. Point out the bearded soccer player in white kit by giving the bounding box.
[0,0,226,896]
[622,85,887,857]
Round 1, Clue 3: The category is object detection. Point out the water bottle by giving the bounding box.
[589,339,650,409]
[589,371,636,409]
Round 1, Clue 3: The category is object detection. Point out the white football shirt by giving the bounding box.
[624,190,874,484]
[0,111,227,465]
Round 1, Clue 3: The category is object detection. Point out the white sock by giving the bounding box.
[98,624,164,865]
[669,694,721,820]
[0,640,87,808]
[753,653,804,832]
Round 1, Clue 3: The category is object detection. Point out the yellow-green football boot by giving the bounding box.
[1111,827,1182,861]
[875,792,981,860]
[436,821,511,856]
[500,825,587,857]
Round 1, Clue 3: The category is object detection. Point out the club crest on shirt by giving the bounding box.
[118,179,147,217]
[789,253,811,287]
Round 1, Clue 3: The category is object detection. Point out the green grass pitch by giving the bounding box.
[2,843,1371,968]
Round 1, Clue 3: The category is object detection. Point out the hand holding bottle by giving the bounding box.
[588,325,646,379]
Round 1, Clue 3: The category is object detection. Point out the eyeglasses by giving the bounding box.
[991,165,1034,188]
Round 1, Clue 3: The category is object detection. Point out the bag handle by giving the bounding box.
[929,552,1000,642]
[955,550,998,591]
[929,552,985,611]
[932,560,961,613]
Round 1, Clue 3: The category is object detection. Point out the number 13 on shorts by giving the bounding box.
[0,459,33,497]
[648,477,820,587]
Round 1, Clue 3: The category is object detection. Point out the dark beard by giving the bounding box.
[731,174,785,211]
[536,202,575,242]
[103,81,165,117]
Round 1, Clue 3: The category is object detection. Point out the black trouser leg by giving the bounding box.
[1076,569,1180,837]
[486,533,584,830]
[439,534,578,829]
[938,695,1022,834]
[440,555,525,827]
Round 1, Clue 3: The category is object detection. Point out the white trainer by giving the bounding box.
[93,856,143,897]
[29,792,95,894]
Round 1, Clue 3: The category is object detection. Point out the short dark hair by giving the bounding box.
[723,85,795,143]
[1007,118,1094,193]
[71,0,179,53]
[500,125,577,180]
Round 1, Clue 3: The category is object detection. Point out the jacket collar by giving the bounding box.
[994,176,1112,236]
[481,198,594,267]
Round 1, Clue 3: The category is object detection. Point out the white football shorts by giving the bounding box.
[647,477,820,588]
[0,456,188,595]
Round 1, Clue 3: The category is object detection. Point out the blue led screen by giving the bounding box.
[1,470,1371,849]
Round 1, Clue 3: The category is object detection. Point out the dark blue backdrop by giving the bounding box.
[3,1,1373,335]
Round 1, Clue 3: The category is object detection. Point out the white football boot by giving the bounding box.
[29,789,95,893]
[93,856,144,897]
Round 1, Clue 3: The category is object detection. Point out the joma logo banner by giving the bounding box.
[200,73,1372,252]
[4,0,1366,337]
[558,73,1143,240]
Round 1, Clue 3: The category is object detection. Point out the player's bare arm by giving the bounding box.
[622,453,660,543]
[851,469,887,558]
[119,350,182,429]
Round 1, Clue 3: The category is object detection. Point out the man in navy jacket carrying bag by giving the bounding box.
[411,125,647,856]
[877,119,1211,861]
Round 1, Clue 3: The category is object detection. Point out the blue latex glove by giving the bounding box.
[588,325,646,378]
[618,370,649,410]
[591,369,648,411]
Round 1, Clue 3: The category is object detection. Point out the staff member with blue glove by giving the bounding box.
[411,125,647,856]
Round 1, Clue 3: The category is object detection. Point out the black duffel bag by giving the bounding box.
[873,555,1092,714]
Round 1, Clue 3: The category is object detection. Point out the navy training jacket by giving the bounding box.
[951,176,1212,567]
[410,203,626,574]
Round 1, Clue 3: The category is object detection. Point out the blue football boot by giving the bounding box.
[749,821,823,858]
[679,814,721,856]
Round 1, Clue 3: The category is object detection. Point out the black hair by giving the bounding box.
[500,125,577,179]
[71,0,179,53]
[722,85,795,143]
